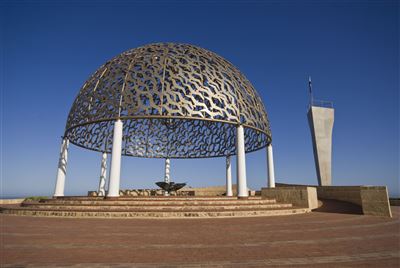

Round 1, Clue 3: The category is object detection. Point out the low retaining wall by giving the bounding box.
[88,190,195,197]
[179,185,238,196]
[261,186,318,210]
[88,185,238,197]
[276,183,392,217]
[0,199,25,205]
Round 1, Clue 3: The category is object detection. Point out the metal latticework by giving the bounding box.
[65,43,271,158]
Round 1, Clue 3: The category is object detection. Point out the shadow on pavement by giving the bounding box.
[313,199,363,215]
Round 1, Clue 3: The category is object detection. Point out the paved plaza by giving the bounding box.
[1,201,399,267]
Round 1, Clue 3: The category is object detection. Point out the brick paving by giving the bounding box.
[1,200,399,267]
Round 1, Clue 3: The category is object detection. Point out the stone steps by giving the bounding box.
[30,199,276,206]
[1,207,309,218]
[51,196,263,201]
[19,203,292,211]
[1,196,310,218]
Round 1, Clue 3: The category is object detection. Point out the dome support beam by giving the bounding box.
[107,119,123,198]
[226,156,233,197]
[267,144,276,188]
[54,138,69,197]
[98,152,108,196]
[236,125,248,198]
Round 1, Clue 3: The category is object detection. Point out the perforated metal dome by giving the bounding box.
[65,43,271,158]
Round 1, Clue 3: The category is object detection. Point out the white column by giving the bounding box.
[98,152,107,196]
[226,156,233,197]
[267,143,276,188]
[236,125,248,198]
[164,158,170,196]
[107,119,123,198]
[54,138,69,197]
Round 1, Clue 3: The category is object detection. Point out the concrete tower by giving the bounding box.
[307,77,334,186]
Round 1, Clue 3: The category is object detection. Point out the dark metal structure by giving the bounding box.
[64,43,271,158]
[155,182,187,194]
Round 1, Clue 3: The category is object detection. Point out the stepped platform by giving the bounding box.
[1,196,310,218]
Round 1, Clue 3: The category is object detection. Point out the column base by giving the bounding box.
[237,196,249,200]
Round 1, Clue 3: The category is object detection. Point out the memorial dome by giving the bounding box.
[65,43,271,158]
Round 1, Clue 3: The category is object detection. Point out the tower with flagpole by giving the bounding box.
[307,77,334,186]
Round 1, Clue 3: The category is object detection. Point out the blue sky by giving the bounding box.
[1,0,399,198]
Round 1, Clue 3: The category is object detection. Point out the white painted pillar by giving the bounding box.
[236,125,248,198]
[226,156,233,197]
[164,158,170,196]
[98,152,107,196]
[107,119,123,198]
[267,143,276,188]
[54,138,69,197]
